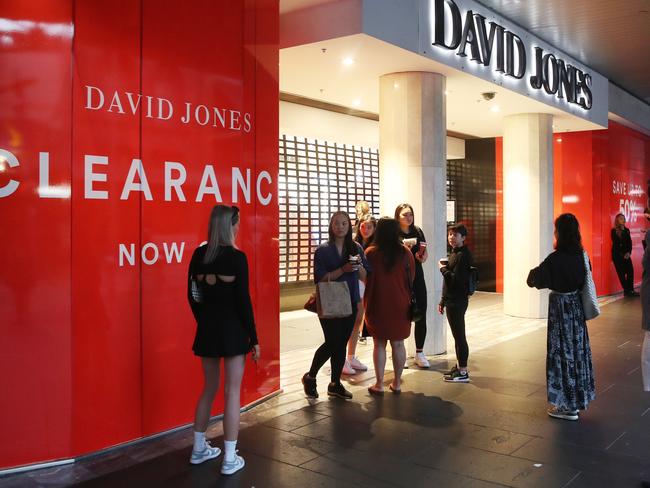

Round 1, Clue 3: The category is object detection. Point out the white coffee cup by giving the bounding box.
[403,237,417,247]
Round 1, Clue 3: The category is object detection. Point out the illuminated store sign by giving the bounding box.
[431,0,592,109]
[414,0,608,126]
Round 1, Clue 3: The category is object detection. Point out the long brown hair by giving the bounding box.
[394,203,415,234]
[371,217,404,269]
[204,205,239,264]
[328,211,357,257]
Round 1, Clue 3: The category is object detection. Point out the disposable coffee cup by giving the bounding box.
[403,237,417,247]
[349,255,360,270]
[439,258,449,266]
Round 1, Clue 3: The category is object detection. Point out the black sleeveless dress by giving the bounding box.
[187,245,258,357]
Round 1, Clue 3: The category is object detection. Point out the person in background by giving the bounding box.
[302,211,369,400]
[611,213,639,296]
[364,218,414,395]
[343,213,377,374]
[395,203,430,368]
[187,205,260,475]
[438,224,473,383]
[527,213,596,421]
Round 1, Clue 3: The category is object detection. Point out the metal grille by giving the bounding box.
[278,135,379,284]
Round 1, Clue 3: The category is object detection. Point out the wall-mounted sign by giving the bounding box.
[430,0,593,110]
[362,0,608,125]
[418,0,608,126]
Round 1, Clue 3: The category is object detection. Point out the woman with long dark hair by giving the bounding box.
[187,205,260,475]
[611,213,638,296]
[527,213,596,421]
[343,213,377,374]
[364,218,414,394]
[302,211,369,399]
[395,203,430,368]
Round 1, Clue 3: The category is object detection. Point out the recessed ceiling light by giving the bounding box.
[352,99,361,107]
[342,57,354,66]
[490,105,500,112]
[444,90,449,95]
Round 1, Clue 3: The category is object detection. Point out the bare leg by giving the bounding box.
[223,354,246,441]
[372,338,387,390]
[193,357,221,432]
[347,303,364,357]
[390,340,406,390]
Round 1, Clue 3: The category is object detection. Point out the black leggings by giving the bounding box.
[446,300,469,368]
[613,257,634,292]
[413,278,428,350]
[309,306,356,384]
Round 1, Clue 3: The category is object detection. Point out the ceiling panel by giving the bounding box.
[280,34,603,138]
[478,0,650,102]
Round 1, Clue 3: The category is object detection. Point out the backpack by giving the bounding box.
[468,266,479,296]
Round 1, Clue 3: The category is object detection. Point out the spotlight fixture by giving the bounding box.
[481,91,496,101]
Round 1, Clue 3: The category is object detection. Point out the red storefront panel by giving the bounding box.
[497,122,650,298]
[71,0,143,454]
[594,122,649,295]
[0,1,73,466]
[248,0,281,402]
[0,0,279,469]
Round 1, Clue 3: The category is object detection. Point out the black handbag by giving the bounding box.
[405,256,424,322]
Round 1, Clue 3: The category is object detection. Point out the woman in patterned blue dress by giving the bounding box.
[527,213,596,421]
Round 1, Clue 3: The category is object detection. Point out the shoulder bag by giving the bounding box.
[404,254,424,322]
[581,250,600,320]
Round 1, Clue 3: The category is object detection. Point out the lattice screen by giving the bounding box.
[278,135,380,284]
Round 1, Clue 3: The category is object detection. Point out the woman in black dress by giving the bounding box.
[395,203,430,368]
[527,213,596,421]
[611,213,639,296]
[187,205,260,475]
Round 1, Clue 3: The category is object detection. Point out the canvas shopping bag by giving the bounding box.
[316,278,352,319]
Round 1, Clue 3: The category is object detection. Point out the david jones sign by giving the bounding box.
[429,0,593,110]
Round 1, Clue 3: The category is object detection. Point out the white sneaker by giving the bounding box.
[221,453,245,475]
[190,442,221,465]
[342,359,356,375]
[348,356,368,371]
[415,352,430,369]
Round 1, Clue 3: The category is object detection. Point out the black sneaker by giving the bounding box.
[444,364,459,376]
[327,382,352,399]
[301,373,318,399]
[443,369,469,383]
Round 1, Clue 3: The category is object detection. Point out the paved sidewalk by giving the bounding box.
[2,293,649,487]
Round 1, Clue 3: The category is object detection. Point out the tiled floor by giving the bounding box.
[2,293,649,487]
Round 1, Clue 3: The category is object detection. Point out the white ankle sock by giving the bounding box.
[193,431,206,452]
[224,439,237,462]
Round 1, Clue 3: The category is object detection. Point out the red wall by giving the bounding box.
[0,0,279,469]
[495,122,650,295]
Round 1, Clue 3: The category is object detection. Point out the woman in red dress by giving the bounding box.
[363,218,415,394]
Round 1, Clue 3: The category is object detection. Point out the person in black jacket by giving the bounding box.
[611,213,639,296]
[438,224,473,383]
[187,205,260,475]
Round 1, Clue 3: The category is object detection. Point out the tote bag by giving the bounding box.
[581,250,600,320]
[316,277,352,319]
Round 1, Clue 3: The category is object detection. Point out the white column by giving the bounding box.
[503,113,554,318]
[379,72,447,355]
